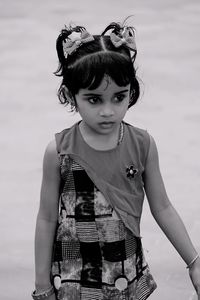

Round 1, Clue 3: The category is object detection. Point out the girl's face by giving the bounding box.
[75,76,130,137]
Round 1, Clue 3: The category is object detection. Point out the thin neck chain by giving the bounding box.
[118,122,124,145]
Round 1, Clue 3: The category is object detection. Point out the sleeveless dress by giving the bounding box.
[51,122,157,300]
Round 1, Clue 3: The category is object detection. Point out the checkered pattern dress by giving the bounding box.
[51,154,157,300]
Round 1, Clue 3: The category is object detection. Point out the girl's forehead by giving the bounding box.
[86,76,130,93]
[99,76,113,91]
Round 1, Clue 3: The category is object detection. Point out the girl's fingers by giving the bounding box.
[197,287,200,300]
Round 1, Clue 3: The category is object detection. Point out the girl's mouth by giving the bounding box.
[98,121,115,128]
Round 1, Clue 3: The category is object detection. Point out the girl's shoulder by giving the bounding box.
[54,122,78,155]
[45,139,57,156]
[43,139,60,171]
[124,121,149,136]
[123,122,151,166]
[124,121,150,146]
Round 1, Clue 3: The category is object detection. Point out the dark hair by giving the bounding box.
[54,23,140,111]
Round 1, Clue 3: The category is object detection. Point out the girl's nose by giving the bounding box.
[99,104,114,117]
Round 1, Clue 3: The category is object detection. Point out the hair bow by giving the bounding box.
[63,29,94,58]
[110,27,136,52]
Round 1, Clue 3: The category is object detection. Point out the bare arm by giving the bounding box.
[143,135,200,297]
[143,135,198,265]
[145,137,197,264]
[34,140,60,292]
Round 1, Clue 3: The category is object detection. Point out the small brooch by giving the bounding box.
[126,165,138,179]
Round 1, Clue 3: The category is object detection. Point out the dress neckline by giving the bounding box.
[76,121,125,153]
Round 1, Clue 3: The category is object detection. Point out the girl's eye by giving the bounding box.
[87,97,100,104]
[114,94,126,103]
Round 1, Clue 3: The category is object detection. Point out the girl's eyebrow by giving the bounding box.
[82,93,102,96]
[115,89,129,94]
[82,89,129,96]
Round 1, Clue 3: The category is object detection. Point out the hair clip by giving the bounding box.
[62,28,94,58]
[126,165,138,179]
[110,26,137,52]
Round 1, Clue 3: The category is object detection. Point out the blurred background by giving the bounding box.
[0,0,200,299]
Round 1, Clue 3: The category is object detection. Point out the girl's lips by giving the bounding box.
[98,121,115,128]
[99,121,114,124]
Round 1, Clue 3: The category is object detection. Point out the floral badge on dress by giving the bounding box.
[126,165,138,179]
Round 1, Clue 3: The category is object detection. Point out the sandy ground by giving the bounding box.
[0,0,200,299]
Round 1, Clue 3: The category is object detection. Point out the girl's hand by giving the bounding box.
[47,294,57,300]
[188,257,200,299]
[33,286,57,300]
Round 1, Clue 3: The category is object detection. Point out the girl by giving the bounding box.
[32,21,200,300]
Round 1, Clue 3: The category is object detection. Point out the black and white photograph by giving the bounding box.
[0,0,200,299]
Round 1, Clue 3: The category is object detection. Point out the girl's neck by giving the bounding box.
[78,121,121,151]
